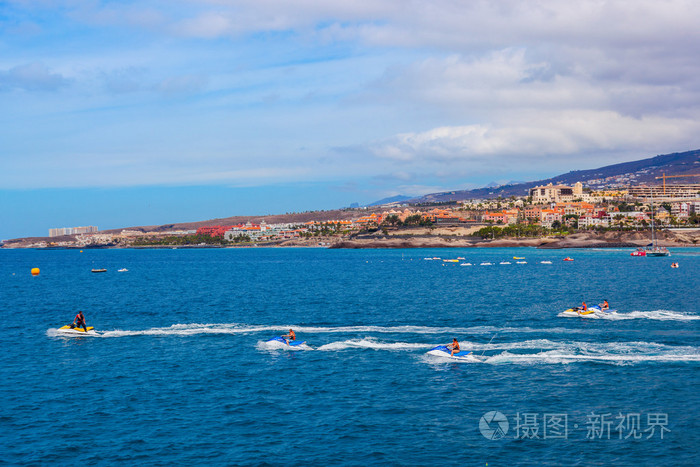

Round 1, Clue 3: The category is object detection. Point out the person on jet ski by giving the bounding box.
[599,300,609,311]
[70,311,88,332]
[281,328,295,345]
[447,338,460,356]
[571,301,588,315]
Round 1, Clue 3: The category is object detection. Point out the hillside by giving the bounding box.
[407,149,700,203]
[101,209,360,234]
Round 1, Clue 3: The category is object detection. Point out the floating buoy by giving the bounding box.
[31,267,40,276]
[80,250,83,253]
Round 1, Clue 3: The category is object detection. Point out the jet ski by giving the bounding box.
[560,308,595,317]
[56,325,98,335]
[427,345,481,361]
[559,305,616,318]
[266,336,307,347]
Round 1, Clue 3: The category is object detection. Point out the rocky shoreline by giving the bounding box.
[329,230,700,249]
[3,229,699,250]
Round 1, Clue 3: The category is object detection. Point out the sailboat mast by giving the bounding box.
[650,191,656,247]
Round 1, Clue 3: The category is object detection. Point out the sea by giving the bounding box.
[1,247,698,466]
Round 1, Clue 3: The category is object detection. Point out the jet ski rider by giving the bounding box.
[282,328,296,345]
[71,311,88,332]
[447,338,460,356]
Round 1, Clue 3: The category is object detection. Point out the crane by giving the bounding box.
[654,172,700,195]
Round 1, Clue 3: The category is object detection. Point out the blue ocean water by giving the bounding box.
[1,247,698,465]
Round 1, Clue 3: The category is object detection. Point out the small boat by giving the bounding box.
[460,262,472,266]
[631,248,646,257]
[443,259,459,263]
[516,261,527,264]
[513,256,525,260]
[563,257,574,261]
[499,261,511,265]
[645,246,670,257]
[118,268,128,272]
[91,268,107,273]
[637,193,670,257]
[540,261,552,264]
[480,262,493,266]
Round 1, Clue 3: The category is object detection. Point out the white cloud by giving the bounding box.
[0,62,69,91]
[3,0,700,193]
[368,111,700,164]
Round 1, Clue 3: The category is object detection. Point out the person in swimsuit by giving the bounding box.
[447,338,460,356]
[281,329,295,345]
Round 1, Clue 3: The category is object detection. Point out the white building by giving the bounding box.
[578,216,611,229]
[49,226,98,237]
[530,182,583,203]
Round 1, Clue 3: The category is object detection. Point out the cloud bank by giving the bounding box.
[2,0,700,197]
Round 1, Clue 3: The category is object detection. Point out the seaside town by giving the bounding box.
[7,180,700,249]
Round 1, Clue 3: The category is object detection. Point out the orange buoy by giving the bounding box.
[31,267,40,276]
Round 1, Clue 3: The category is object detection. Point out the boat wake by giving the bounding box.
[422,339,700,365]
[47,323,699,365]
[316,338,431,351]
[602,310,700,321]
[557,310,699,321]
[255,340,312,351]
[484,350,700,365]
[89,323,590,338]
[56,312,699,341]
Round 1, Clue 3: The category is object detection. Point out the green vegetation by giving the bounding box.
[381,214,433,227]
[131,233,250,246]
[471,224,550,238]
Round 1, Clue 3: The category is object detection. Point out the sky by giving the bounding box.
[2,0,700,239]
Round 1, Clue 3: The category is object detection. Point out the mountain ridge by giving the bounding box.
[396,149,700,204]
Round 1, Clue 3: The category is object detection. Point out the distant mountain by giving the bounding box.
[366,195,413,207]
[409,149,700,203]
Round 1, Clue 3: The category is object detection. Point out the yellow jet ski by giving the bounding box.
[560,307,597,318]
[57,325,97,335]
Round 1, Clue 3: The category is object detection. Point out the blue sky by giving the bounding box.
[2,1,700,239]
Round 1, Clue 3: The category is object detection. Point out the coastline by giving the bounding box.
[3,229,699,250]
